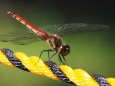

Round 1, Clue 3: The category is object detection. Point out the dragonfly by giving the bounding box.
[0,11,109,64]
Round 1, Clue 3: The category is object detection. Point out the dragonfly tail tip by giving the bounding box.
[7,11,12,14]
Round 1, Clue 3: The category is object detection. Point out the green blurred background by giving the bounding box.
[0,0,115,86]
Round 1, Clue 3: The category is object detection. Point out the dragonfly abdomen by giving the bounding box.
[7,11,48,36]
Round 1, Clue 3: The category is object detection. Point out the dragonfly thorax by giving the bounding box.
[46,34,62,49]
[46,34,70,56]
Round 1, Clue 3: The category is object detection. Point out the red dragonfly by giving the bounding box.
[0,11,109,64]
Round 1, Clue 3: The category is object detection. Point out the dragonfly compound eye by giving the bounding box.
[60,44,70,56]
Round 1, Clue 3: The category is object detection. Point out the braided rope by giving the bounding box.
[0,48,115,86]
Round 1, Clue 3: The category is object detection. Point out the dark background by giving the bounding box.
[0,0,115,86]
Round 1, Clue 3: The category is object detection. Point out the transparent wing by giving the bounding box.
[41,23,109,36]
[0,23,109,45]
[0,30,41,45]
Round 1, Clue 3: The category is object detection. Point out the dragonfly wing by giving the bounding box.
[0,23,109,44]
[0,30,41,45]
[41,23,109,36]
[12,36,40,45]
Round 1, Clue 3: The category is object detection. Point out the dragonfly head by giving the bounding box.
[59,44,70,56]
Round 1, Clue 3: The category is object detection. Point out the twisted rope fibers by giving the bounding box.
[0,48,115,86]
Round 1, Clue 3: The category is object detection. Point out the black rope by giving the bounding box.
[91,74,110,86]
[1,48,29,72]
[44,61,74,85]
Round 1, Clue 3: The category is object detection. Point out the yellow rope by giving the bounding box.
[0,49,115,86]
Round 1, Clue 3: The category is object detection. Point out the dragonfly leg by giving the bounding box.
[48,51,57,61]
[35,49,53,64]
[39,49,55,60]
[39,49,67,64]
[58,54,67,65]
